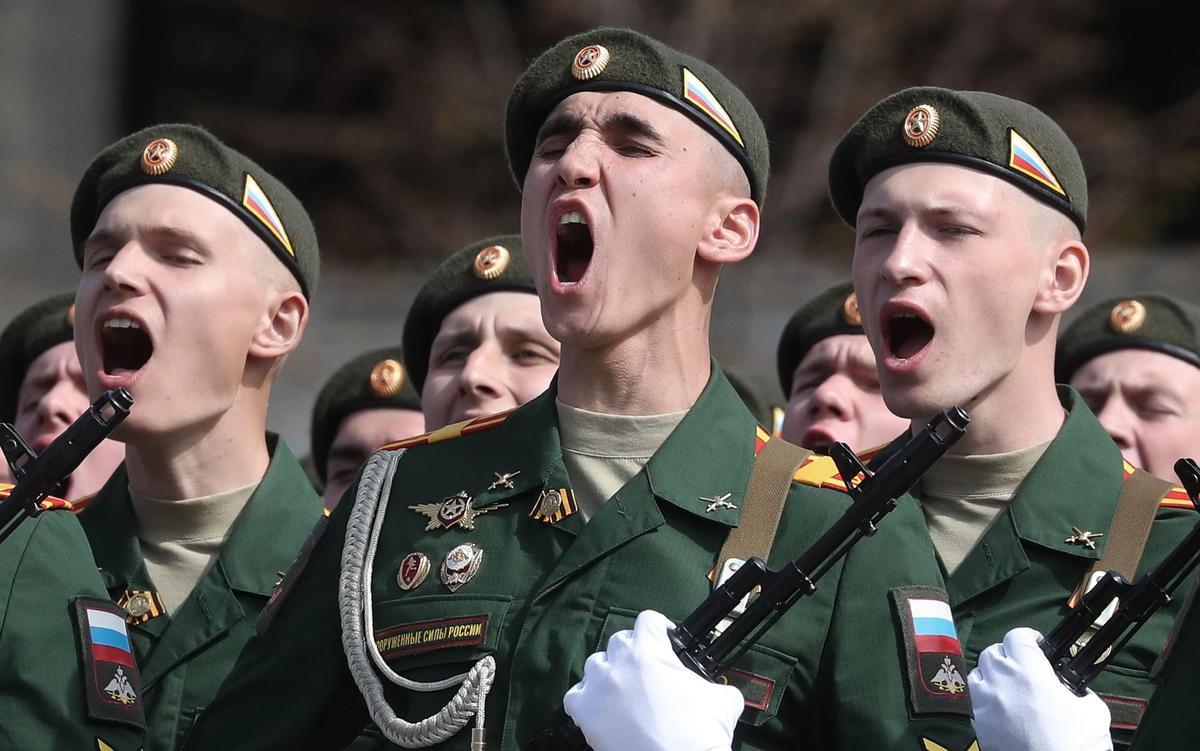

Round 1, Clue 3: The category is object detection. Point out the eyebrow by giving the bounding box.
[534,110,667,148]
[430,328,481,354]
[84,225,210,255]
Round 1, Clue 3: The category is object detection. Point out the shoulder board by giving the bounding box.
[69,491,98,513]
[753,426,771,455]
[378,408,515,452]
[792,454,850,492]
[0,483,74,511]
[1121,460,1194,510]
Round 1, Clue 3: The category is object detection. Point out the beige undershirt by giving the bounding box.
[130,481,258,615]
[556,400,688,521]
[920,439,1052,575]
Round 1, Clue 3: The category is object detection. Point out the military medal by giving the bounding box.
[396,552,431,591]
[488,470,521,491]
[441,543,484,592]
[1109,300,1147,334]
[902,104,940,148]
[529,488,577,524]
[409,491,508,531]
[140,137,179,175]
[117,589,163,624]
[1065,526,1104,550]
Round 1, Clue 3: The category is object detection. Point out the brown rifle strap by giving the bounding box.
[716,437,812,573]
[1081,468,1173,588]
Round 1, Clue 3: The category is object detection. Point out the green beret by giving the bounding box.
[402,235,536,394]
[70,123,319,298]
[829,87,1086,233]
[310,346,422,485]
[1057,293,1200,383]
[776,281,864,395]
[505,27,769,206]
[0,293,78,423]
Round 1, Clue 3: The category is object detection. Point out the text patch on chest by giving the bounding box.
[374,614,489,659]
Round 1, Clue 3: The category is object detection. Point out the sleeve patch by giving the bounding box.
[890,586,973,718]
[74,597,147,731]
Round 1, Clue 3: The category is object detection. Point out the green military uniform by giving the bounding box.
[0,493,146,750]
[78,436,321,749]
[188,367,976,749]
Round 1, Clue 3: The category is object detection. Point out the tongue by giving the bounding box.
[892,317,933,360]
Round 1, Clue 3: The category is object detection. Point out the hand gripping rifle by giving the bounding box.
[1040,457,1200,696]
[528,406,970,751]
[0,388,133,545]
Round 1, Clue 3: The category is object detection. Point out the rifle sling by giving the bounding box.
[1082,468,1174,588]
[716,436,812,573]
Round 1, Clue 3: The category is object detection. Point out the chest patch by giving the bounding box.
[374,614,489,659]
[74,597,147,731]
[891,586,973,717]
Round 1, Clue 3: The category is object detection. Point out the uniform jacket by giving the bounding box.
[889,387,1196,749]
[188,369,978,750]
[79,436,322,750]
[0,500,145,750]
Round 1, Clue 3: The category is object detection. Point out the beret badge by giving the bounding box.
[1109,300,1147,335]
[140,138,179,176]
[473,244,511,280]
[902,105,940,148]
[369,359,406,398]
[842,292,862,326]
[571,44,611,81]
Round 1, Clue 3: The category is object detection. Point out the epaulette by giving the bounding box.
[378,408,515,452]
[70,491,98,513]
[1121,460,1194,510]
[0,483,74,511]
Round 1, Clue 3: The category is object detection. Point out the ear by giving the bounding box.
[249,290,308,360]
[696,196,759,265]
[1033,239,1089,315]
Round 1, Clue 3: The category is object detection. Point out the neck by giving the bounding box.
[557,310,713,415]
[124,404,271,500]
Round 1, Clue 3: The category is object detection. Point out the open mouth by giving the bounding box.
[100,317,153,375]
[884,310,935,362]
[554,211,594,285]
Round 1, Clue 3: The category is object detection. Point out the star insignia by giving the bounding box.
[1065,526,1104,550]
[409,491,508,532]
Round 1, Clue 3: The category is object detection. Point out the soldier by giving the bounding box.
[827,86,1196,747]
[189,28,976,750]
[775,281,906,452]
[311,347,425,507]
[0,292,125,497]
[69,124,325,749]
[401,235,559,431]
[1057,293,1200,482]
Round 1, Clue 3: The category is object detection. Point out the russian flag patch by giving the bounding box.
[242,173,296,256]
[892,587,973,717]
[1008,129,1066,196]
[682,67,745,148]
[74,597,146,730]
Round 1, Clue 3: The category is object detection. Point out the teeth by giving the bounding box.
[894,312,918,319]
[104,318,141,330]
[558,211,587,226]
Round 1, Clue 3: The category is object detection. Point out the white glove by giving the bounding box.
[968,627,1113,751]
[563,610,744,751]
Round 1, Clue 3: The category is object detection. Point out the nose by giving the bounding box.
[35,375,89,434]
[1095,399,1135,451]
[879,225,932,287]
[103,244,148,295]
[808,376,852,422]
[458,343,505,402]
[555,138,601,189]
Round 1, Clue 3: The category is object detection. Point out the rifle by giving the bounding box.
[0,387,133,545]
[1040,457,1200,696]
[528,406,970,750]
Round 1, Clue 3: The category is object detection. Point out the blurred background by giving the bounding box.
[2,0,1198,454]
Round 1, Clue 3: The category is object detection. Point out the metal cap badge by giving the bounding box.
[842,291,862,326]
[472,244,511,281]
[140,138,179,176]
[902,105,940,148]
[1109,299,1147,334]
[571,44,611,81]
[369,358,406,398]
